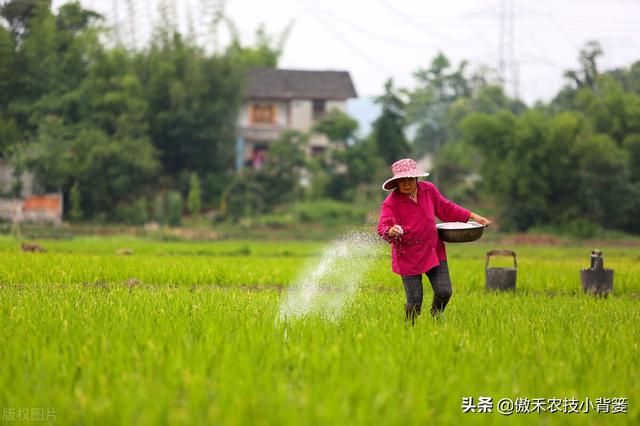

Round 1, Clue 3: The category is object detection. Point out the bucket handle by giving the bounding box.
[486,250,517,269]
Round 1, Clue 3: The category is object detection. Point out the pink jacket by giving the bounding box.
[377,181,471,276]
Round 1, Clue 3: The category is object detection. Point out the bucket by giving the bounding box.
[580,249,613,296]
[485,250,517,291]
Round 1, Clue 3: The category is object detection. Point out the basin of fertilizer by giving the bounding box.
[436,221,485,243]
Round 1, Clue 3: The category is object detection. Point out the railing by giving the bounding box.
[237,125,286,142]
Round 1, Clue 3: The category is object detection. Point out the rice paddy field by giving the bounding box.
[1,234,639,425]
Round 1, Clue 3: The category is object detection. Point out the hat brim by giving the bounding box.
[382,172,430,191]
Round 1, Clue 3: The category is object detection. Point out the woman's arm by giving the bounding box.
[431,184,471,223]
[377,201,402,242]
[468,212,492,226]
[432,185,493,225]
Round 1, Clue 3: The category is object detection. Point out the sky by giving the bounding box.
[51,0,640,106]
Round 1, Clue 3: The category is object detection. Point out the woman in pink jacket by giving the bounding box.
[377,158,491,324]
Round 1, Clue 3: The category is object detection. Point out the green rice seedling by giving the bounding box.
[0,236,638,425]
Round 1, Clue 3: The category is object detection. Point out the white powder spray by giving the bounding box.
[277,231,383,322]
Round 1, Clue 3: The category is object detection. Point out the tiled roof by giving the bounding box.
[245,68,357,100]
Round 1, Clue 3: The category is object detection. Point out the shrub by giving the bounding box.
[292,200,369,225]
[257,213,295,228]
[167,191,183,227]
[187,173,202,216]
[69,182,82,221]
[152,193,165,225]
[114,198,148,225]
[530,218,601,239]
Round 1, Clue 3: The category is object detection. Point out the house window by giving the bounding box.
[250,104,277,124]
[312,99,326,120]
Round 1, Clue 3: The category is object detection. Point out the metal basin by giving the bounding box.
[436,221,485,243]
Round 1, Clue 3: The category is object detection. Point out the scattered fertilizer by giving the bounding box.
[277,231,383,322]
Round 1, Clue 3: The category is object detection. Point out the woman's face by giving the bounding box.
[396,177,417,195]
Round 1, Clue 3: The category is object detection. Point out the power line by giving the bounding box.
[304,0,448,51]
[377,0,473,46]
[303,0,394,75]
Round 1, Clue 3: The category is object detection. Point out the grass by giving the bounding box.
[0,235,639,425]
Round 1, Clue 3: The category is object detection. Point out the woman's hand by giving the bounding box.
[469,212,492,226]
[387,225,404,238]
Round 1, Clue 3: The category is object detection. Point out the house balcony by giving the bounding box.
[237,125,287,143]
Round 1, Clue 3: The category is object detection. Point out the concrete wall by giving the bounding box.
[289,99,313,131]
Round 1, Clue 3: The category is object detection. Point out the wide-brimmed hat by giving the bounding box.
[382,158,430,191]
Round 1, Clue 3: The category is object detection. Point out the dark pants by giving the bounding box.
[401,261,452,322]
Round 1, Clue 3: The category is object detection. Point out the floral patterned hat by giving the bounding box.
[382,158,430,191]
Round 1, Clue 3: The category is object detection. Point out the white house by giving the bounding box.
[235,68,358,170]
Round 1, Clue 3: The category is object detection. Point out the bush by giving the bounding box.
[152,193,165,225]
[113,198,148,225]
[167,191,183,227]
[530,218,601,239]
[202,172,227,207]
[220,175,266,222]
[292,200,369,225]
[187,173,202,216]
[69,182,82,221]
[257,213,295,228]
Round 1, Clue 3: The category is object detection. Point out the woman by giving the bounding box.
[377,158,491,324]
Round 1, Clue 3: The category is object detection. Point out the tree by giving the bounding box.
[256,130,308,209]
[220,130,307,221]
[405,52,475,157]
[187,172,202,216]
[0,0,50,43]
[143,34,243,176]
[623,134,640,182]
[220,171,266,221]
[311,108,363,200]
[373,79,410,165]
[69,181,82,221]
[27,119,159,218]
[573,133,630,228]
[55,1,101,34]
[0,26,15,113]
[312,108,358,144]
[553,41,604,111]
[0,1,294,222]
[564,40,603,90]
[166,190,182,227]
[0,115,18,159]
[226,23,290,69]
[461,109,583,230]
